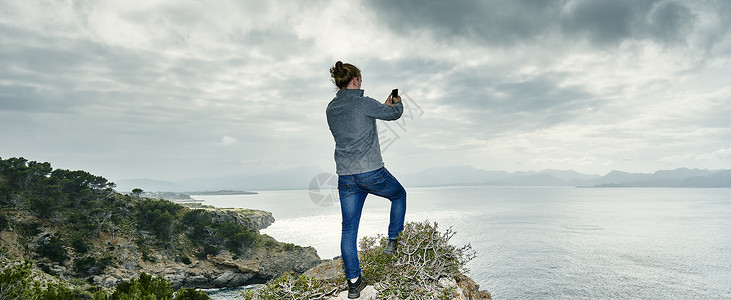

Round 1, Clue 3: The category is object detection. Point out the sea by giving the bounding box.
[193,186,731,300]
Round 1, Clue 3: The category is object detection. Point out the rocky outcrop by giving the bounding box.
[82,209,319,290]
[1,208,319,291]
[208,208,275,232]
[304,258,491,300]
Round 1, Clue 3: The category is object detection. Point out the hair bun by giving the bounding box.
[335,61,343,71]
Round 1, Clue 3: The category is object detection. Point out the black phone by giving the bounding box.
[392,89,399,98]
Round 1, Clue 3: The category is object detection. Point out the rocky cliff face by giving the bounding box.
[0,207,321,290]
[90,238,321,289]
[209,208,276,231]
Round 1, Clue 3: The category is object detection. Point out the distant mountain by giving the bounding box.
[400,167,730,188]
[582,168,731,188]
[399,166,601,187]
[115,166,731,192]
[397,165,511,187]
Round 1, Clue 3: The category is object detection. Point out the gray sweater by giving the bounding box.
[326,89,403,175]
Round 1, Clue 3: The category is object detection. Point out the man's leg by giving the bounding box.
[339,175,368,281]
[382,168,406,240]
[358,168,407,239]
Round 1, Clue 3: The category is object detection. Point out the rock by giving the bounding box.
[92,274,120,288]
[302,259,343,281]
[235,209,275,230]
[334,285,378,299]
[209,209,275,232]
[212,270,252,287]
[257,246,322,278]
[183,274,209,287]
[209,253,259,273]
[455,274,492,300]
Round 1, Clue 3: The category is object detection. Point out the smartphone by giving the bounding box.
[392,89,399,98]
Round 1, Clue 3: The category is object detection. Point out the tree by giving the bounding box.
[110,273,174,300]
[132,188,143,198]
[0,260,39,299]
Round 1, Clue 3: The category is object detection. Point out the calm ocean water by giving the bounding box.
[194,186,731,299]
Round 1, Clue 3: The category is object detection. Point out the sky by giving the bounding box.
[2,0,731,182]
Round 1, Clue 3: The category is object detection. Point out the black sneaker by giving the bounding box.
[347,276,367,299]
[383,238,398,255]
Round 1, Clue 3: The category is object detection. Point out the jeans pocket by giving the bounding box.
[357,169,389,190]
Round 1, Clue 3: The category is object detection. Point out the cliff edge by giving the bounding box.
[243,220,491,300]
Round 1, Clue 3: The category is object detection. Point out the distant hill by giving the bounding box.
[114,166,731,193]
[581,168,731,188]
[399,167,731,188]
[398,166,602,187]
[114,178,184,192]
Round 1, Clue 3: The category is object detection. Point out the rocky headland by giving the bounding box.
[1,157,490,299]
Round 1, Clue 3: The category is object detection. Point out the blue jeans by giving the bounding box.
[338,167,407,280]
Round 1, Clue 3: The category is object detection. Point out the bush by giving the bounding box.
[71,237,89,254]
[110,272,173,300]
[359,221,476,299]
[0,213,8,232]
[182,209,212,241]
[217,222,257,254]
[17,222,42,237]
[196,243,220,260]
[137,199,183,241]
[109,273,212,300]
[0,260,38,299]
[38,236,69,263]
[241,271,341,300]
[75,256,115,276]
[174,288,212,300]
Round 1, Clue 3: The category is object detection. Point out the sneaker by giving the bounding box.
[383,238,398,255]
[347,276,367,299]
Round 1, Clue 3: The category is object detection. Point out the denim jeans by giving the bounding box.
[338,167,407,280]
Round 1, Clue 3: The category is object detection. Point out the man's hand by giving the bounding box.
[385,95,402,106]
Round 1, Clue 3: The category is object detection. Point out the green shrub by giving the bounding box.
[40,283,77,299]
[182,209,212,241]
[137,199,183,241]
[196,243,220,260]
[240,271,341,300]
[174,288,212,300]
[217,222,257,254]
[0,213,8,231]
[0,260,39,299]
[110,272,174,300]
[75,255,115,276]
[359,221,476,299]
[38,236,69,263]
[71,237,89,254]
[17,222,42,237]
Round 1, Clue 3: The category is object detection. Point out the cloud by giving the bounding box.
[221,136,238,146]
[2,0,731,181]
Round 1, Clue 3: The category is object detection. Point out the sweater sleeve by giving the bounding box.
[362,97,403,121]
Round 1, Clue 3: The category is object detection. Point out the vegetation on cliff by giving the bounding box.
[0,157,319,296]
[243,220,490,300]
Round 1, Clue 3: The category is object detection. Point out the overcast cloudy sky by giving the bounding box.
[2,0,731,182]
